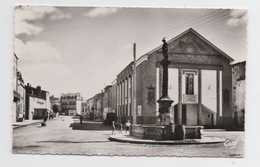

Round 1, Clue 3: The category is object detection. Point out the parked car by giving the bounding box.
[103,112,117,125]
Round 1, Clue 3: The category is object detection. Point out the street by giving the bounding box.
[13,116,244,157]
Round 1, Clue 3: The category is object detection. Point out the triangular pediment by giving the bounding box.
[144,28,233,61]
[167,31,220,55]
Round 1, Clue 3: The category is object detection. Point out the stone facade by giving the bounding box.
[102,85,113,120]
[118,28,234,127]
[88,28,235,128]
[231,61,246,128]
[116,62,134,123]
[93,93,104,120]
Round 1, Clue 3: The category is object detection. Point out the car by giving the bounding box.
[103,112,117,125]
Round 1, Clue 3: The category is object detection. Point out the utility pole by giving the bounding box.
[133,43,137,124]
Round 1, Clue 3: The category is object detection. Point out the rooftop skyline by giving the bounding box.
[14,6,247,99]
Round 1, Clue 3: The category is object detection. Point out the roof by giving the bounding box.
[117,61,134,78]
[136,28,234,63]
[232,61,246,66]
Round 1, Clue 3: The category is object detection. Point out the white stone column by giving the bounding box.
[117,84,119,116]
[177,68,182,125]
[197,69,202,125]
[216,70,220,126]
[129,76,132,116]
[119,83,122,117]
[122,80,125,116]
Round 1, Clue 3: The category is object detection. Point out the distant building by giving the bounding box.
[86,97,94,119]
[17,72,26,121]
[93,93,104,120]
[81,101,88,116]
[60,93,83,116]
[50,95,60,115]
[25,84,51,120]
[13,54,26,122]
[102,85,112,120]
[111,79,117,113]
[232,61,246,127]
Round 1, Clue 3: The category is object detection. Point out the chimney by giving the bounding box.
[36,86,41,91]
[36,86,41,96]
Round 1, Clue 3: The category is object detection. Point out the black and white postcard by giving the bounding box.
[12,6,247,158]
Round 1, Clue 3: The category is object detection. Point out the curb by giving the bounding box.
[109,136,226,145]
[13,120,43,129]
[13,125,27,129]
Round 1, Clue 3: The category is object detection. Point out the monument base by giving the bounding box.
[131,124,203,140]
[156,113,173,126]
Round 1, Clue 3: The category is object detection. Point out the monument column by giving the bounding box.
[157,38,174,125]
[177,68,182,125]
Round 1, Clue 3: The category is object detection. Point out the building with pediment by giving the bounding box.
[116,28,234,127]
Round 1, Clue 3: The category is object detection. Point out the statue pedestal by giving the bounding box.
[157,96,174,126]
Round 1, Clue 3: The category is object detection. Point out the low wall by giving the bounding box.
[131,125,145,139]
[137,116,157,124]
[185,126,203,139]
[143,126,164,140]
[131,124,203,140]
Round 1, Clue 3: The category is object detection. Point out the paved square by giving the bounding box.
[13,116,244,157]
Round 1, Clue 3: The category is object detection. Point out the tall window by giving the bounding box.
[185,73,194,95]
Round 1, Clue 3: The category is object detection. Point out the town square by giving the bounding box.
[10,6,248,158]
[2,0,260,166]
[13,116,244,157]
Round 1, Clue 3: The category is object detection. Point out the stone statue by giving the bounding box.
[162,37,168,60]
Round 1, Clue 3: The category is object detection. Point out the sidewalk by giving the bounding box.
[13,119,43,129]
[13,116,71,129]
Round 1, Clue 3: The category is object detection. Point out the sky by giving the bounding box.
[14,6,247,100]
